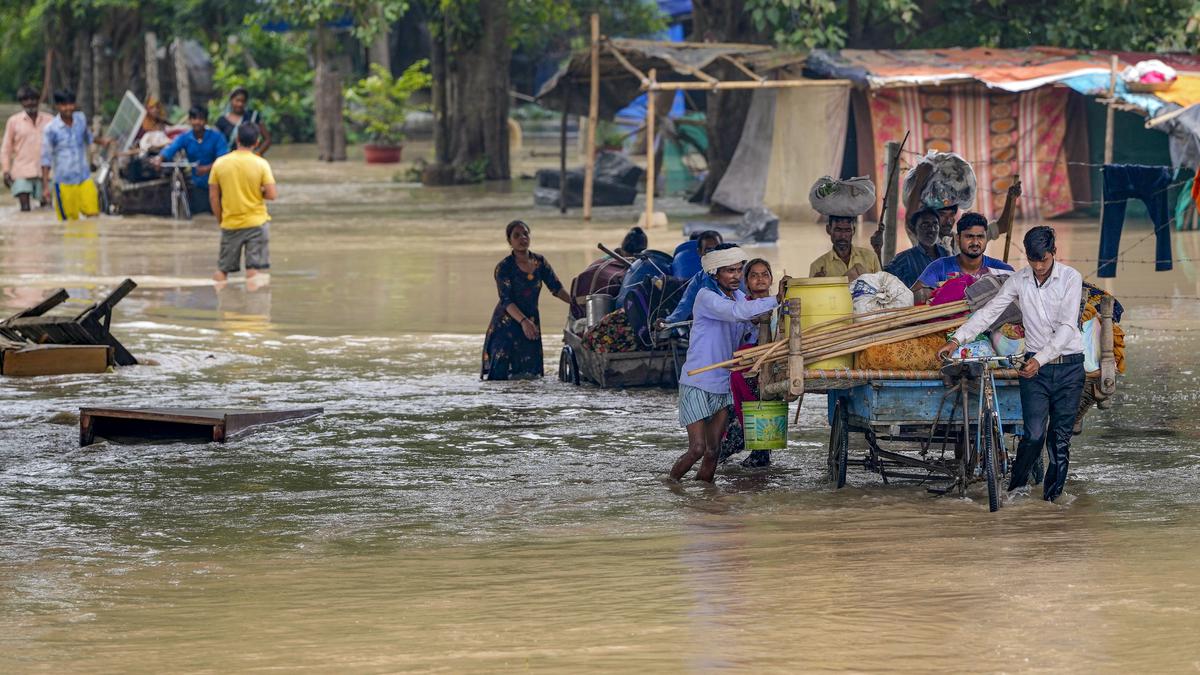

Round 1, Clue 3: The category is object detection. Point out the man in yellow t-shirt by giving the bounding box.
[208,122,277,282]
[808,215,881,281]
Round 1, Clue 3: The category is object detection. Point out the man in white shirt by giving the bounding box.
[937,226,1085,502]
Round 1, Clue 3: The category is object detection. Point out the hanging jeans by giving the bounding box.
[1098,164,1173,278]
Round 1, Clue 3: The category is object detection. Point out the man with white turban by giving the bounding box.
[670,244,786,482]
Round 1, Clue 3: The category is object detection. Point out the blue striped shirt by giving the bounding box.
[40,112,93,185]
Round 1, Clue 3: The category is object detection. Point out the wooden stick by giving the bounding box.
[648,79,852,91]
[644,68,656,228]
[582,13,600,222]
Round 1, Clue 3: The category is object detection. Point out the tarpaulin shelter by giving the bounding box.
[535,26,832,224]
[805,48,1200,224]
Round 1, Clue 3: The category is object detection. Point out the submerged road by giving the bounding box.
[2,142,1199,671]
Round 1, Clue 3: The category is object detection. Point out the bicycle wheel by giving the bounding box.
[982,408,1002,512]
[827,399,849,488]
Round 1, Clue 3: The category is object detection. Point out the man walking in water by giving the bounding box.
[670,244,784,482]
[2,85,53,211]
[937,226,1085,502]
[208,123,276,284]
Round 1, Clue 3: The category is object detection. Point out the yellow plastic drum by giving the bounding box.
[783,276,854,370]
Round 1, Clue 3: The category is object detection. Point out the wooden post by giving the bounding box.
[144,31,160,102]
[1098,295,1116,399]
[1102,55,1118,234]
[559,95,569,214]
[644,68,656,229]
[581,13,600,221]
[787,298,804,400]
[882,141,900,265]
[1104,55,1118,166]
[172,37,191,113]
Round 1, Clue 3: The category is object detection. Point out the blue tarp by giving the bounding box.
[658,0,692,17]
[1061,74,1167,116]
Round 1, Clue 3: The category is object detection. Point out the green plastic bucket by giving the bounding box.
[743,401,788,450]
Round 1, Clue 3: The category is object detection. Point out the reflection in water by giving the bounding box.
[2,143,1200,670]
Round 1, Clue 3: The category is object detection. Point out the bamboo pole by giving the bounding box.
[882,141,900,265]
[582,13,600,222]
[644,68,656,229]
[1104,55,1118,166]
[559,88,569,214]
[647,79,852,91]
[787,298,804,398]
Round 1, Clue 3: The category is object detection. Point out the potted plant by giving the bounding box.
[345,60,431,164]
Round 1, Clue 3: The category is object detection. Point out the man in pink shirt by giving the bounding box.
[1,86,54,211]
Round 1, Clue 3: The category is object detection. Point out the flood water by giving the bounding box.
[3,141,1200,672]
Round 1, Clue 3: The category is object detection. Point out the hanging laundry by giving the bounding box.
[1098,164,1173,278]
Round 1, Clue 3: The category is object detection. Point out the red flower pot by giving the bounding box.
[363,144,403,164]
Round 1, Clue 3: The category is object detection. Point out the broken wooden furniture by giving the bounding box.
[79,407,325,446]
[1,279,138,366]
[0,338,111,376]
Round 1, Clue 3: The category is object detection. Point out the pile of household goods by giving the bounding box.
[568,243,686,354]
[1123,59,1178,92]
[534,151,645,208]
[698,273,1125,380]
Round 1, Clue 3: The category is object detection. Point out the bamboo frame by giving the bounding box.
[718,54,766,82]
[582,13,601,221]
[647,79,852,91]
[644,68,657,229]
[607,42,649,85]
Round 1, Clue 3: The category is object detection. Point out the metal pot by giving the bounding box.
[585,294,615,328]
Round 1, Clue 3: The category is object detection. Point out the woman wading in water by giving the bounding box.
[482,220,571,380]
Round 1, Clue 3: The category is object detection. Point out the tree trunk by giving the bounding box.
[691,0,759,208]
[313,26,348,162]
[424,0,511,184]
[144,31,161,101]
[173,37,191,112]
[369,3,392,73]
[77,30,93,118]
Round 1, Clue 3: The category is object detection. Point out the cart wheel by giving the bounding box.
[558,345,579,385]
[827,399,849,488]
[983,415,1002,512]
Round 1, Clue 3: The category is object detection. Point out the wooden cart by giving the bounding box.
[558,327,682,388]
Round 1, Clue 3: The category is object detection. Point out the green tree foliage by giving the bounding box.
[208,28,315,142]
[744,0,1200,50]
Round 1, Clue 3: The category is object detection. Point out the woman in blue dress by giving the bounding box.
[482,220,571,380]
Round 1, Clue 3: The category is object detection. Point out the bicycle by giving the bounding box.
[940,354,1024,511]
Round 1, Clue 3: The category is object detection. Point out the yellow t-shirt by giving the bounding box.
[808,246,881,278]
[209,150,275,230]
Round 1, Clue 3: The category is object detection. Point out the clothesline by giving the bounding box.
[892,173,1192,205]
[896,148,1183,171]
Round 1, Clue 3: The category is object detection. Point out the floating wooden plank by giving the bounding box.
[1,342,111,377]
[79,407,324,446]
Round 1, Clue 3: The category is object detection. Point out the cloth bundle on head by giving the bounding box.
[809,176,876,219]
[702,247,748,274]
[902,152,976,214]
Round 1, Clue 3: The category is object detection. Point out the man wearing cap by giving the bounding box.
[807,176,881,281]
[911,212,1014,304]
[670,244,786,483]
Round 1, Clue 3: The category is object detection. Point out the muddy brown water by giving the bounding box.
[2,141,1200,672]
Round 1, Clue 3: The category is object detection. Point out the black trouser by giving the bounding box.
[188,186,212,214]
[1009,354,1085,501]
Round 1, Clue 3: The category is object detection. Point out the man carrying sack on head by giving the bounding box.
[807,176,881,281]
[670,244,787,483]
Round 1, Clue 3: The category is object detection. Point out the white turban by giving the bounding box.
[701,247,748,275]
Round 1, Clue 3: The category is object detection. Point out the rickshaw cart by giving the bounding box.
[757,297,1118,509]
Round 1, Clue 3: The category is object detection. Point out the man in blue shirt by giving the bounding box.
[156,105,228,213]
[662,231,723,327]
[670,244,783,482]
[885,207,950,288]
[912,212,1013,303]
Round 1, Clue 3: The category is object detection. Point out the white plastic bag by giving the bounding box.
[903,152,977,212]
[850,272,914,315]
